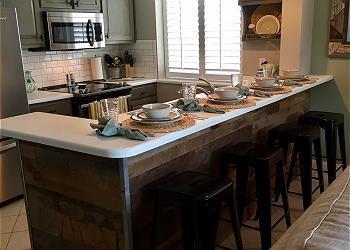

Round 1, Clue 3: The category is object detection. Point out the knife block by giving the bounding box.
[120,64,135,78]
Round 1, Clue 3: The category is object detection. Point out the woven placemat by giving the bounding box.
[121,116,196,133]
[199,98,256,110]
[296,77,318,84]
[250,85,293,95]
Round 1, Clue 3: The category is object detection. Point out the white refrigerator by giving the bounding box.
[0,7,29,205]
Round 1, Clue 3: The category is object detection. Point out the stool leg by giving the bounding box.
[286,146,298,192]
[276,160,291,228]
[255,165,272,250]
[325,125,337,184]
[150,193,161,250]
[275,141,291,201]
[226,188,243,250]
[338,123,347,170]
[220,155,230,177]
[236,165,249,224]
[299,142,313,210]
[314,138,325,193]
[198,204,216,250]
[181,209,194,250]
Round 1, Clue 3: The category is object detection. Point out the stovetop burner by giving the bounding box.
[38,80,132,98]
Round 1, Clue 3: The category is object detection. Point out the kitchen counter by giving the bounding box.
[3,75,333,158]
[27,90,73,105]
[0,75,333,250]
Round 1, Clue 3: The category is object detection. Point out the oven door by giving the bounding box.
[43,12,105,50]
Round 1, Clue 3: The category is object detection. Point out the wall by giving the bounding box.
[310,0,350,162]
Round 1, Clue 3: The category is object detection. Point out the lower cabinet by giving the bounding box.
[129,83,157,110]
[29,99,73,116]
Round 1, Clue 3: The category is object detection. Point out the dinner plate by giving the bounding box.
[131,110,182,125]
[208,95,247,103]
[251,84,280,90]
[256,15,280,36]
[208,94,245,101]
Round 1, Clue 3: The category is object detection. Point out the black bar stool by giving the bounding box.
[150,171,243,250]
[299,111,347,184]
[269,124,325,210]
[221,142,291,250]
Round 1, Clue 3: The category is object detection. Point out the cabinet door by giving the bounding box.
[29,99,73,116]
[39,0,72,9]
[3,0,44,47]
[103,0,134,43]
[76,0,101,11]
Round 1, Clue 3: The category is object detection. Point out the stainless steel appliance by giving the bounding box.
[39,80,132,118]
[42,12,105,50]
[0,8,29,205]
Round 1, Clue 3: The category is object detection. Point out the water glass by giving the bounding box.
[230,73,242,87]
[182,82,197,99]
[101,98,119,120]
[262,65,274,77]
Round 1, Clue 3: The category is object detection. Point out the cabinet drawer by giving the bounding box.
[30,99,73,116]
[130,84,157,100]
[130,96,157,110]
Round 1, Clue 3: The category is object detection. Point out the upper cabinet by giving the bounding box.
[3,0,44,47]
[39,0,101,12]
[103,0,134,44]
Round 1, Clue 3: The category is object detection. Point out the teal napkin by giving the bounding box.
[90,116,148,141]
[175,98,225,114]
[238,85,272,98]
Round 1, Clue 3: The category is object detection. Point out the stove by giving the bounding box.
[39,80,133,117]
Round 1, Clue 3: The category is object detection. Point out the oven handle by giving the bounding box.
[79,95,132,109]
[87,19,95,47]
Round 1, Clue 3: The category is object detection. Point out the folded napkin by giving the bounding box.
[175,98,225,114]
[90,116,148,141]
[238,85,272,98]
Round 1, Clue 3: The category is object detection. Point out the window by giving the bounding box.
[164,0,241,79]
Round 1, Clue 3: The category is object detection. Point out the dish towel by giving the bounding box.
[175,98,225,114]
[118,96,129,114]
[90,116,148,141]
[88,101,104,120]
[238,85,272,98]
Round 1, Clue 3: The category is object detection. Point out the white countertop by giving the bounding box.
[1,75,333,159]
[27,91,73,105]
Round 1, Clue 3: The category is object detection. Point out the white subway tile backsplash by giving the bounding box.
[21,42,157,87]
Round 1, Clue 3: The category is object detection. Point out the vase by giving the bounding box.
[24,71,37,93]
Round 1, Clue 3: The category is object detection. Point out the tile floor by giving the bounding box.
[0,160,343,250]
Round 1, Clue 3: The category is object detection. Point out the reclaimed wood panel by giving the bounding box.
[128,91,310,249]
[19,141,128,250]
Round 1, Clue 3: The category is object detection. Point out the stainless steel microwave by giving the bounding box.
[42,12,105,50]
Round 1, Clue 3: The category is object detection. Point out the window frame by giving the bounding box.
[162,0,243,81]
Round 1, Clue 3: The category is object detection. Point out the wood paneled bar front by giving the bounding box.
[0,76,333,249]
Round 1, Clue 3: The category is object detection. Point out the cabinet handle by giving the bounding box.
[105,33,109,39]
[75,0,79,7]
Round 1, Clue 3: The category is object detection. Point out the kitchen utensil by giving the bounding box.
[255,77,276,88]
[104,54,116,67]
[182,82,197,99]
[230,73,242,87]
[214,87,240,99]
[142,103,172,119]
[198,77,215,91]
[256,15,280,37]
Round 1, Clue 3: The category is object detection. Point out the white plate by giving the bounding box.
[131,110,182,125]
[251,84,280,90]
[208,95,247,103]
[208,94,245,101]
[256,15,280,36]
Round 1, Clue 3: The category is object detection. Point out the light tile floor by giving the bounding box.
[0,160,343,250]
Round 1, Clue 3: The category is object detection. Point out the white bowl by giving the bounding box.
[142,103,172,119]
[281,70,301,78]
[255,77,276,88]
[214,87,239,99]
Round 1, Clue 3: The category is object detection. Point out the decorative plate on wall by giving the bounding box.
[256,15,280,37]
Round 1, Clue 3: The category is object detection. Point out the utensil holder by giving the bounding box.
[120,64,135,78]
[105,67,120,79]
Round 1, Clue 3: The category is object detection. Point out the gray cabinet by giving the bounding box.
[39,0,101,11]
[30,99,73,116]
[130,83,157,110]
[103,0,134,44]
[3,0,44,47]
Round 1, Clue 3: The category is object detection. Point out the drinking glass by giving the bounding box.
[262,65,274,77]
[182,82,197,99]
[230,73,242,87]
[101,98,119,120]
